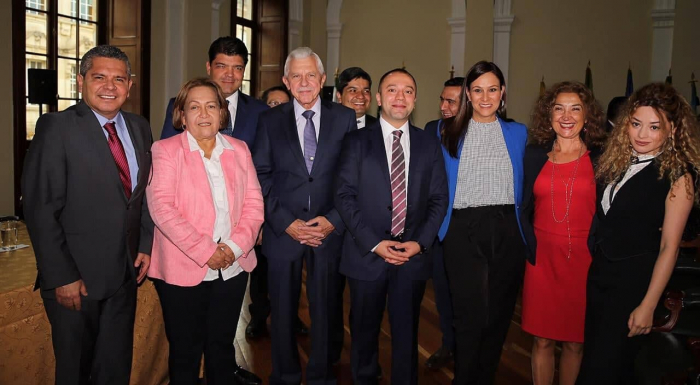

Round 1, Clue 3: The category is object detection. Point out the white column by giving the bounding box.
[326,0,343,85]
[288,0,303,53]
[165,0,186,99]
[493,0,514,85]
[650,0,676,82]
[211,0,226,43]
[448,0,466,77]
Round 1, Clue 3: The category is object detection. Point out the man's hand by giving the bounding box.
[285,219,310,242]
[134,253,151,284]
[286,219,325,247]
[305,216,335,239]
[55,279,88,311]
[374,240,409,265]
[206,247,228,270]
[217,243,236,269]
[392,241,421,259]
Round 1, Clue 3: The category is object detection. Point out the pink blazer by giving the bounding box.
[146,133,264,287]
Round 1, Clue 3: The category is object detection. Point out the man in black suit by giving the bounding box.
[335,68,448,384]
[160,36,268,149]
[336,67,377,128]
[253,47,356,385]
[22,45,153,384]
[423,76,463,370]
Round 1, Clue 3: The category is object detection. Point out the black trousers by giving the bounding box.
[348,266,427,385]
[576,252,657,385]
[268,248,343,385]
[153,271,249,385]
[433,241,455,350]
[43,274,137,385]
[443,205,525,385]
[248,244,271,322]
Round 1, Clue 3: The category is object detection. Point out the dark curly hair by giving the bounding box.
[597,82,700,203]
[529,81,606,148]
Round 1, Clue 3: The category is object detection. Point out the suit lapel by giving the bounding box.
[369,124,391,187]
[234,92,248,131]
[122,112,148,202]
[311,100,333,176]
[282,103,307,173]
[406,125,422,211]
[77,102,129,202]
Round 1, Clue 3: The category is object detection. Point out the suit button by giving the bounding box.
[303,208,308,212]
[308,177,313,182]
[387,206,392,211]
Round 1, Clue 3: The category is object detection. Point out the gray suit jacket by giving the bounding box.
[22,101,154,300]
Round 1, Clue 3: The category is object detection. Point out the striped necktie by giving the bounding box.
[390,130,406,236]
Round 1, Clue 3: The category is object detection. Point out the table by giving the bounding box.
[0,223,169,384]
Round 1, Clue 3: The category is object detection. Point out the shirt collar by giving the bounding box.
[357,115,366,125]
[293,97,321,118]
[92,110,125,130]
[379,116,409,139]
[226,91,239,108]
[186,131,234,156]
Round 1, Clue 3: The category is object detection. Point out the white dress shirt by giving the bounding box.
[293,98,322,154]
[186,131,244,281]
[357,115,366,129]
[601,152,660,214]
[226,91,239,130]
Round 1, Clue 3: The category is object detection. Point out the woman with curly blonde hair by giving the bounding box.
[577,82,700,384]
[520,81,606,385]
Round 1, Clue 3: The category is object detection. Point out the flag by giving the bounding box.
[539,76,546,97]
[585,61,593,93]
[665,69,672,85]
[691,72,699,114]
[625,65,634,97]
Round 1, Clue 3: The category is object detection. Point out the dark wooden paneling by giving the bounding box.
[255,0,287,97]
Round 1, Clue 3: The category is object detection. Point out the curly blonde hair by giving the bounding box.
[529,81,607,147]
[596,83,700,202]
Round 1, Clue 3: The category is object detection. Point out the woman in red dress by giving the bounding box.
[520,82,607,385]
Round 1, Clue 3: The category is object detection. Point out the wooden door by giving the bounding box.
[256,0,287,96]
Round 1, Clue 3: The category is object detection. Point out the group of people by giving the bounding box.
[21,34,700,385]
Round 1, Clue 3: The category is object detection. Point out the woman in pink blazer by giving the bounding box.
[147,78,264,385]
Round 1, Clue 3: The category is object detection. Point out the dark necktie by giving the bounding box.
[390,130,406,236]
[221,100,234,137]
[302,110,317,173]
[104,122,132,199]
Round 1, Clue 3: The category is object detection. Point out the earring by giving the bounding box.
[500,100,504,108]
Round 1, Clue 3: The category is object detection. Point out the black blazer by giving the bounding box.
[334,122,449,281]
[252,98,357,262]
[22,102,154,300]
[520,143,601,265]
[364,114,378,127]
[160,92,268,149]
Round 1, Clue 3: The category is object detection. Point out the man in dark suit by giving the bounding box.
[253,47,356,385]
[160,36,268,149]
[423,76,464,370]
[22,45,153,384]
[336,67,377,128]
[335,68,448,384]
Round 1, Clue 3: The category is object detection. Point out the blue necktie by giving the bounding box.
[221,100,233,137]
[302,110,317,173]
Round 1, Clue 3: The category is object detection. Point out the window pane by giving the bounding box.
[25,53,48,95]
[78,22,97,56]
[58,0,74,17]
[242,80,250,96]
[236,25,252,56]
[58,99,77,112]
[244,54,251,80]
[58,17,78,58]
[26,10,48,54]
[79,0,97,22]
[58,58,79,99]
[236,0,242,17]
[243,0,252,20]
[26,0,46,12]
[25,98,47,141]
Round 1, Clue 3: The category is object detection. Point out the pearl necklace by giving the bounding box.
[550,140,585,259]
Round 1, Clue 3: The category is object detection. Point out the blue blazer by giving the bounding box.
[252,99,357,262]
[334,122,449,281]
[160,92,268,149]
[435,117,528,241]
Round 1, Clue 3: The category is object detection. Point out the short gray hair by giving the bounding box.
[80,45,132,78]
[284,47,325,77]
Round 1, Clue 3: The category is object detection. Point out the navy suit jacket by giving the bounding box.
[160,91,268,149]
[425,119,440,136]
[334,121,449,281]
[252,98,357,261]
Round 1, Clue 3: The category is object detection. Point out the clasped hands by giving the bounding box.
[374,240,421,266]
[206,243,235,270]
[286,217,335,247]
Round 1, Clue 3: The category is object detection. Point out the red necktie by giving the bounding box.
[390,130,406,236]
[104,122,132,199]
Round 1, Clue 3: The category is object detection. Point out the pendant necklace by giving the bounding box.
[550,139,585,259]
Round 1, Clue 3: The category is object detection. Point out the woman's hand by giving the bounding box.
[627,303,655,337]
[206,247,231,270]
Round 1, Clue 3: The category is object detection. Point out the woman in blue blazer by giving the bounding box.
[437,61,527,385]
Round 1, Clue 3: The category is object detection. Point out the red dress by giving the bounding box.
[521,152,595,343]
